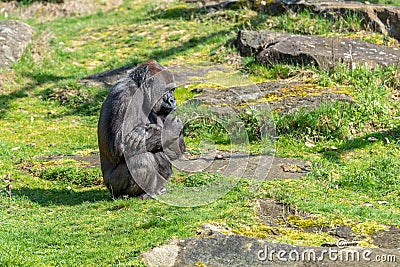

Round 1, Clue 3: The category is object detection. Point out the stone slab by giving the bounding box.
[237,30,400,70]
[142,233,400,267]
[193,80,353,113]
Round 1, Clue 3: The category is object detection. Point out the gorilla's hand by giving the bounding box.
[124,127,146,156]
[145,123,162,152]
[162,116,184,160]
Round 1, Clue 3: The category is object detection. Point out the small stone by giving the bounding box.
[377,200,389,205]
[281,164,302,173]
[305,140,315,147]
[215,154,224,160]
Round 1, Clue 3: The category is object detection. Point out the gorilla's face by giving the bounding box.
[153,88,177,117]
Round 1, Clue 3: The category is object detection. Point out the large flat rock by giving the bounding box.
[80,64,232,88]
[237,30,400,70]
[142,233,400,267]
[193,80,353,113]
[0,20,34,69]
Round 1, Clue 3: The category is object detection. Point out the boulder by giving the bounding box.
[0,20,34,69]
[259,0,400,41]
[237,30,400,69]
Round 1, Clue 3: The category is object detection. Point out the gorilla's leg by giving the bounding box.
[101,158,143,198]
[124,152,169,199]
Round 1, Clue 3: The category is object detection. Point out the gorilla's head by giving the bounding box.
[129,60,177,117]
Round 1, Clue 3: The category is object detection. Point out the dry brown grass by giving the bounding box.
[0,0,123,21]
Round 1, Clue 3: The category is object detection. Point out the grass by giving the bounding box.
[0,0,399,265]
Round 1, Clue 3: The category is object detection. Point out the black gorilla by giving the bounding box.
[98,60,185,199]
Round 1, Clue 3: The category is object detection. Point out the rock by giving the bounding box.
[194,79,354,113]
[0,20,34,69]
[142,233,400,266]
[197,152,311,180]
[237,30,400,70]
[280,0,400,41]
[141,241,179,267]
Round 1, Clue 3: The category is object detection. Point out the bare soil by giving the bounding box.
[258,198,400,249]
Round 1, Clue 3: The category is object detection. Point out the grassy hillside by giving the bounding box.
[0,0,399,266]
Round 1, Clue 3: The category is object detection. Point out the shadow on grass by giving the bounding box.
[14,187,112,206]
[0,72,73,119]
[150,6,201,21]
[321,125,400,162]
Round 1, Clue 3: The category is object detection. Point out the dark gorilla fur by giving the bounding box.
[98,60,185,199]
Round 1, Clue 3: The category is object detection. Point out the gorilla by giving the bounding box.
[98,60,185,199]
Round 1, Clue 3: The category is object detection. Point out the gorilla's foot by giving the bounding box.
[139,187,168,200]
[157,187,167,195]
[139,192,156,200]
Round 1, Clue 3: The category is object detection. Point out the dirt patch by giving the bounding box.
[257,198,400,250]
[373,226,400,249]
[258,198,313,227]
[0,0,123,21]
[305,225,357,240]
[19,155,102,186]
[38,154,100,167]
